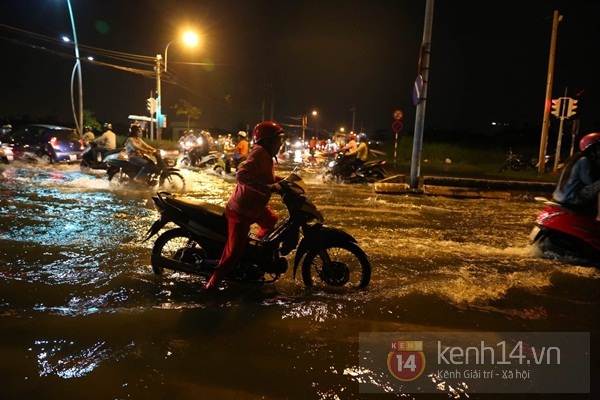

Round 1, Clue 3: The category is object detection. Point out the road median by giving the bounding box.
[374,174,556,199]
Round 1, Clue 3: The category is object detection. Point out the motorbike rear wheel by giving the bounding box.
[366,170,385,182]
[159,172,186,193]
[151,228,208,275]
[108,169,133,188]
[301,242,371,289]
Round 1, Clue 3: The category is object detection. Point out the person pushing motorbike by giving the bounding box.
[204,121,286,290]
[553,132,600,218]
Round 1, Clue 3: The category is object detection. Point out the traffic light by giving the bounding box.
[146,97,156,114]
[550,98,561,117]
[567,98,578,118]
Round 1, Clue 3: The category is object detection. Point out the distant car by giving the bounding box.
[3,124,84,164]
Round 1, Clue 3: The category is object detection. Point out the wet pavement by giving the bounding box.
[0,162,598,399]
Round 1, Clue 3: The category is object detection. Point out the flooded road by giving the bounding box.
[1,162,598,399]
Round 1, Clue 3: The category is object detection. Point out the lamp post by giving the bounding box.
[155,31,198,140]
[65,0,83,134]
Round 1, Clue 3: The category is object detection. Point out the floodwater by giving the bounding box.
[0,162,598,399]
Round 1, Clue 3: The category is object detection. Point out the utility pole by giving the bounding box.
[538,10,562,174]
[350,106,356,133]
[66,0,83,134]
[155,54,162,141]
[410,0,434,189]
[553,87,568,171]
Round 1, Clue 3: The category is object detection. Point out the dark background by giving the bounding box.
[1,0,599,144]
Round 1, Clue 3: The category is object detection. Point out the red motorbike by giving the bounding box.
[529,197,600,266]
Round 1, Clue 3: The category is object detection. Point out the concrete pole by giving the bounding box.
[66,0,83,134]
[553,88,568,171]
[538,10,561,174]
[410,0,434,189]
[302,115,307,144]
[156,55,162,141]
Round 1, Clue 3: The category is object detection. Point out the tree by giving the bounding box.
[83,109,102,133]
[172,99,202,130]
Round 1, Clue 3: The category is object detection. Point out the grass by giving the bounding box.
[374,136,560,183]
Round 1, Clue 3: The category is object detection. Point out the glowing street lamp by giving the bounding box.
[155,31,199,139]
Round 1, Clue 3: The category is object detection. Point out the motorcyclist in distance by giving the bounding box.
[124,122,157,184]
[82,126,95,146]
[339,132,368,177]
[225,131,249,173]
[92,122,117,161]
[203,121,286,291]
[349,133,369,171]
[553,132,600,219]
[341,133,358,154]
[185,130,198,147]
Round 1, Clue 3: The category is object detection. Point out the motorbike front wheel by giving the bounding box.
[159,172,186,193]
[322,171,338,183]
[151,228,208,275]
[179,156,192,167]
[301,242,371,289]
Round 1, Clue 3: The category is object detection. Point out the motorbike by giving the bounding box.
[498,148,532,172]
[106,150,186,192]
[323,152,386,183]
[80,143,123,171]
[144,171,371,288]
[179,144,219,168]
[529,197,600,266]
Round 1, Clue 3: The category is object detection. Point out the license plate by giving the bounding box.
[69,154,76,161]
[6,156,13,161]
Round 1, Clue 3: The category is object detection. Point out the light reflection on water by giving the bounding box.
[0,163,598,399]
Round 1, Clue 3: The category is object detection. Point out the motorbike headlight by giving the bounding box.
[160,149,166,157]
[328,161,335,167]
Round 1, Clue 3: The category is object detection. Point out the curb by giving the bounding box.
[374,175,556,199]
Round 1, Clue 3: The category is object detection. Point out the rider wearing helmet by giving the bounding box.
[124,122,157,183]
[226,131,249,172]
[553,132,600,212]
[94,122,117,151]
[342,133,358,154]
[342,132,369,176]
[204,121,286,290]
[82,126,95,146]
[90,122,117,161]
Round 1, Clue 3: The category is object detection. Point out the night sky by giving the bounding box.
[1,0,599,140]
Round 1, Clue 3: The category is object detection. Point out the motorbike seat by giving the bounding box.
[535,197,594,216]
[362,160,382,168]
[107,159,131,168]
[167,197,228,234]
[105,148,123,157]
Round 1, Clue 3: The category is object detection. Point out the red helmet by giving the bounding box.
[579,133,600,152]
[348,133,357,140]
[252,121,285,143]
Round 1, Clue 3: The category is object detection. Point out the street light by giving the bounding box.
[155,31,199,139]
